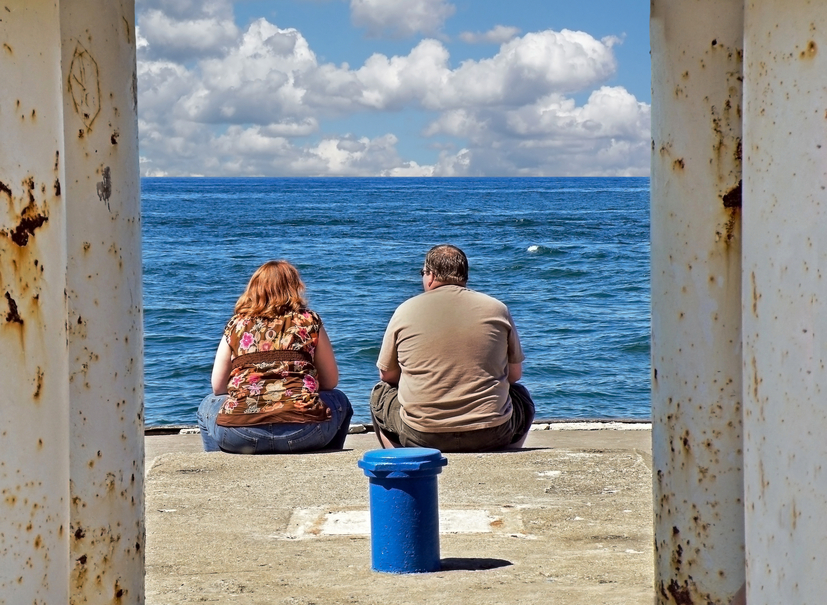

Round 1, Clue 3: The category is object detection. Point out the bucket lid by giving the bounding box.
[358,448,448,472]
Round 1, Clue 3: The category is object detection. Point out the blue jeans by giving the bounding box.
[196,390,354,454]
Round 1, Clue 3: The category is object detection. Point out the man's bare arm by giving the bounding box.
[379,366,401,386]
[508,362,522,383]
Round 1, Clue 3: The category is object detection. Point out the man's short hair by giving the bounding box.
[425,244,468,284]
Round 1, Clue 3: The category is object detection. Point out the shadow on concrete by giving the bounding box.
[439,557,513,571]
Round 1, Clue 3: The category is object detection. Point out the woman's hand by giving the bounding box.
[314,325,339,391]
[211,338,232,395]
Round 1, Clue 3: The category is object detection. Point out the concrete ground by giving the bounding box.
[145,425,654,604]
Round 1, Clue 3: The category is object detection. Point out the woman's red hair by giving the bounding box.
[234,260,308,318]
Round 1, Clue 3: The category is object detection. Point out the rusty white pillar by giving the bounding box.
[742,2,827,602]
[651,1,746,603]
[60,1,144,602]
[0,2,71,602]
[1,1,143,603]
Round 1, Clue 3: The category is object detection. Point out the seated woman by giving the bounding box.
[197,260,353,453]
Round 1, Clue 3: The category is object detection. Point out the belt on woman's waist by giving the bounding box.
[231,349,312,370]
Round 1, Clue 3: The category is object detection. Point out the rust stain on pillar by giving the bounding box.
[4,291,24,325]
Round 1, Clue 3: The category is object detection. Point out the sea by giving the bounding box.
[141,177,651,427]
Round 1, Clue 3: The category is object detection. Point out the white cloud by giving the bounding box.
[386,161,435,177]
[438,29,618,105]
[136,0,234,20]
[137,9,240,61]
[139,25,620,123]
[261,118,319,137]
[431,148,472,176]
[139,126,413,176]
[504,86,651,140]
[306,30,618,112]
[136,0,239,61]
[178,19,318,124]
[422,87,651,176]
[135,7,650,177]
[459,25,521,45]
[350,0,455,38]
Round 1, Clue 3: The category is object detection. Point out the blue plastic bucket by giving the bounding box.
[358,448,448,573]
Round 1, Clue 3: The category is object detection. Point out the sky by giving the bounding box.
[135,0,651,177]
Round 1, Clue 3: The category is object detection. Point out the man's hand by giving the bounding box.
[379,366,401,387]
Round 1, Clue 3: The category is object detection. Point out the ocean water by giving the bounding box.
[142,177,651,426]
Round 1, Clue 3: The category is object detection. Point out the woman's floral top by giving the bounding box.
[215,309,331,426]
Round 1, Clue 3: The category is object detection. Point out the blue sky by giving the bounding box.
[136,0,651,177]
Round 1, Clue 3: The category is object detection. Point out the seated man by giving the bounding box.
[370,244,535,452]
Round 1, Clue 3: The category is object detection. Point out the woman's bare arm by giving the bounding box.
[314,325,339,391]
[211,338,232,395]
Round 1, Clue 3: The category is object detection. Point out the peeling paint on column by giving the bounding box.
[651,1,746,603]
[723,180,742,208]
[4,291,24,324]
[96,166,112,209]
[5,201,49,247]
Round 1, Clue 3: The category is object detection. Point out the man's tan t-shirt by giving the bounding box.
[376,284,525,433]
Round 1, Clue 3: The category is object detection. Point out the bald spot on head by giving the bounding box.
[425,244,468,285]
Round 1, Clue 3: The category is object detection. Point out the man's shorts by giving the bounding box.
[369,381,536,453]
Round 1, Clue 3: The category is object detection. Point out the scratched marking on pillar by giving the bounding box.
[96,167,112,211]
[68,43,101,130]
[122,16,132,44]
[131,70,138,113]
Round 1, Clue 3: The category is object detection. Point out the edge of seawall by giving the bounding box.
[144,417,653,436]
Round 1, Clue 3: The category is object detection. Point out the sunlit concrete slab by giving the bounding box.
[145,429,653,604]
[277,508,525,538]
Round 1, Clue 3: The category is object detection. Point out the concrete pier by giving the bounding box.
[144,426,654,604]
